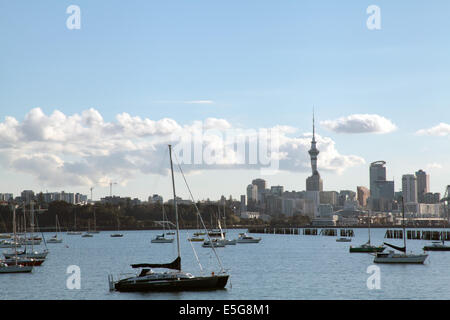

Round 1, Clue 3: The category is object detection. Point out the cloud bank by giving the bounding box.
[416,123,450,137]
[321,114,397,134]
[0,108,365,188]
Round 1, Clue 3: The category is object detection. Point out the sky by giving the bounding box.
[0,0,449,201]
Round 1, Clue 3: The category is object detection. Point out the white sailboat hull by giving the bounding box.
[47,238,63,243]
[151,239,174,243]
[374,253,428,264]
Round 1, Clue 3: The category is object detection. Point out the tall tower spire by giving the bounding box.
[312,107,316,142]
[306,108,323,192]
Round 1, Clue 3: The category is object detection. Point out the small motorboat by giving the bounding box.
[423,241,450,251]
[67,231,82,235]
[0,261,33,273]
[188,236,204,242]
[236,233,261,244]
[81,233,93,238]
[151,234,174,243]
[202,239,225,248]
[336,237,352,242]
[47,235,63,244]
[110,233,124,238]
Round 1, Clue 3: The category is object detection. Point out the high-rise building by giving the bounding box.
[246,184,258,209]
[415,169,430,203]
[369,161,394,211]
[402,174,418,203]
[252,179,266,203]
[240,195,246,213]
[370,161,386,199]
[357,186,370,208]
[270,186,284,196]
[20,190,35,204]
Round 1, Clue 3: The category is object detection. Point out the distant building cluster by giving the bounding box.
[0,190,88,205]
[101,196,141,206]
[239,113,449,226]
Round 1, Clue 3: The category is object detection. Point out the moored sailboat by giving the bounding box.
[109,145,229,292]
[151,203,174,243]
[47,214,63,243]
[0,205,33,274]
[350,210,385,253]
[373,197,427,264]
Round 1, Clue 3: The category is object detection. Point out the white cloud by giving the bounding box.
[321,114,397,134]
[0,108,365,188]
[185,100,214,105]
[426,163,443,169]
[416,123,450,137]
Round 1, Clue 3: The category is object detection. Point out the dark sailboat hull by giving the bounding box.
[423,246,450,251]
[349,246,385,253]
[114,275,229,292]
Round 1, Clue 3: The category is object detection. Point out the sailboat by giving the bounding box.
[109,145,229,292]
[374,196,428,264]
[203,220,235,247]
[82,220,94,238]
[4,203,48,261]
[189,214,205,242]
[0,206,33,274]
[47,214,63,243]
[88,209,100,234]
[423,190,450,251]
[151,203,174,243]
[67,211,82,235]
[110,216,123,238]
[350,210,385,253]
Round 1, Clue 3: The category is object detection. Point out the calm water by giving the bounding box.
[1,228,449,300]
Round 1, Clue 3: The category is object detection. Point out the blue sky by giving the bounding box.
[0,0,449,200]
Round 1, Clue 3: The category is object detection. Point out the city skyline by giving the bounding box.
[1,1,450,201]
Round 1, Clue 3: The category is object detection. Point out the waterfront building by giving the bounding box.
[423,192,440,204]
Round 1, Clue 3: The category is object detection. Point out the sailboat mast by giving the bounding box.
[168,145,181,259]
[13,206,18,265]
[401,196,407,252]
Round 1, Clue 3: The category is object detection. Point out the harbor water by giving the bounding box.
[1,228,449,300]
